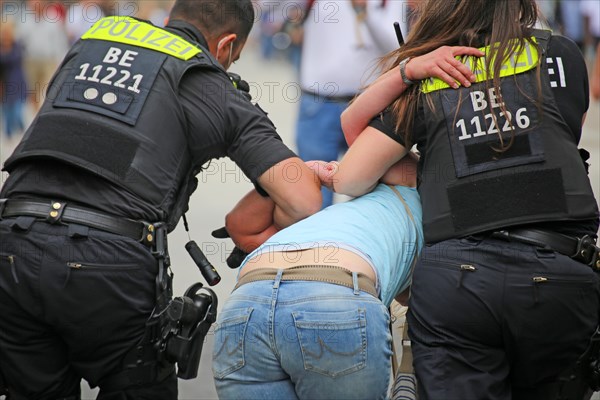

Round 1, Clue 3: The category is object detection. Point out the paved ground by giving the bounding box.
[1,42,599,399]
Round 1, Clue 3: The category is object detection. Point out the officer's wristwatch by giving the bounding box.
[399,57,416,86]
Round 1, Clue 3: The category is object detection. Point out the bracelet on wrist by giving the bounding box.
[399,57,416,86]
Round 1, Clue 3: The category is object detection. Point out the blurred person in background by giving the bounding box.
[256,0,290,60]
[273,2,304,71]
[296,0,411,209]
[592,43,600,100]
[136,0,174,27]
[65,0,106,45]
[556,0,585,50]
[581,0,600,48]
[0,19,27,142]
[582,0,600,102]
[15,0,69,112]
[535,0,559,30]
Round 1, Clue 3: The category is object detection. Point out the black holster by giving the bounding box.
[159,283,217,379]
[99,224,217,391]
[99,224,174,391]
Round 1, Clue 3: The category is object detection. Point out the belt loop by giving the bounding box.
[68,223,90,239]
[46,201,66,224]
[141,222,157,246]
[352,272,360,295]
[11,216,36,232]
[273,269,284,289]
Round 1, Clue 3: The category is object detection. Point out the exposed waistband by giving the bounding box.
[234,265,378,298]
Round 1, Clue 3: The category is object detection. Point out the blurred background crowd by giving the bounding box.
[0,0,173,143]
[0,2,598,396]
[0,0,598,143]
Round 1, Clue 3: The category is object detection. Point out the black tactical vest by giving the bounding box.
[418,31,598,243]
[4,17,226,230]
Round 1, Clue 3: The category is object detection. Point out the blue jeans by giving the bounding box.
[295,94,349,208]
[212,275,393,400]
[2,101,25,138]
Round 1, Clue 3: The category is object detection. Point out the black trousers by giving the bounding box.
[408,236,600,400]
[0,217,177,399]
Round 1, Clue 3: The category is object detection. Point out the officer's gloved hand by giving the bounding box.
[211,227,250,269]
[226,247,250,270]
[211,226,230,239]
[228,73,252,101]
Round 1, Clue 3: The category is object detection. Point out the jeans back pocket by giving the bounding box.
[212,307,254,379]
[293,308,367,378]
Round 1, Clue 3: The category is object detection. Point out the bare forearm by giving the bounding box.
[341,68,409,146]
[258,157,322,229]
[226,189,277,250]
[341,46,482,147]
[380,153,418,187]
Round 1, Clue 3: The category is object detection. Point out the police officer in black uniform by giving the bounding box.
[0,0,322,398]
[336,0,600,399]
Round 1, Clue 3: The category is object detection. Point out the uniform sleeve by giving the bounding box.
[547,35,590,143]
[178,68,296,182]
[368,108,407,146]
[224,91,297,182]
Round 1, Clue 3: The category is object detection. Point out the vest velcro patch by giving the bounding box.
[447,169,568,233]
[464,135,534,167]
[22,114,138,180]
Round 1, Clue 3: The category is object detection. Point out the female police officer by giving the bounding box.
[329,0,600,398]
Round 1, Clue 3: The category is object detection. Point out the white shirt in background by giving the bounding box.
[300,0,406,96]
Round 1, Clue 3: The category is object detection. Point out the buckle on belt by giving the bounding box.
[493,229,600,271]
[574,235,600,270]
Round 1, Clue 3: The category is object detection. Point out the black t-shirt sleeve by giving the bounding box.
[179,68,296,183]
[224,94,296,182]
[368,106,427,148]
[547,35,590,143]
[368,109,407,146]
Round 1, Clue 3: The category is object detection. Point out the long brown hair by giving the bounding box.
[381,0,539,149]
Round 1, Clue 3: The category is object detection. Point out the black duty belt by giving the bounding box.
[0,199,157,246]
[491,228,600,270]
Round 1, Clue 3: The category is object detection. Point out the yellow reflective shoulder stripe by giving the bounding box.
[81,16,201,60]
[421,37,540,94]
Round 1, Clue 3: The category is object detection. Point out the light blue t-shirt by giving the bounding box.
[241,184,424,306]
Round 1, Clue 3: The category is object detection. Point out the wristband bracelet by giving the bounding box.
[399,57,416,86]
